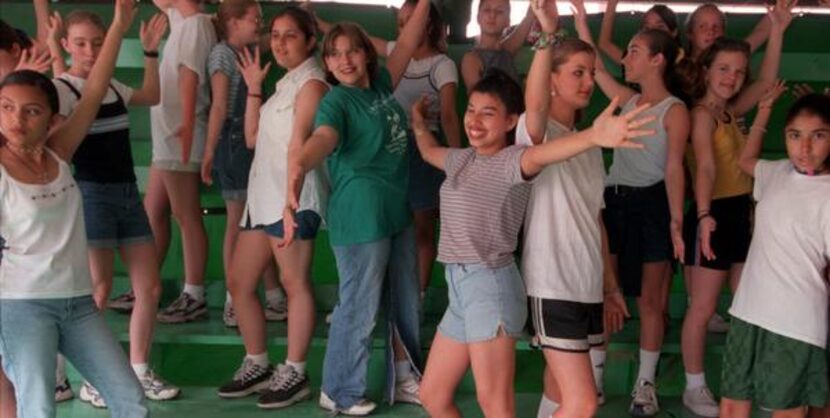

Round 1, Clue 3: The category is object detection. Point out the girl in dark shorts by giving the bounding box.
[573,0,689,415]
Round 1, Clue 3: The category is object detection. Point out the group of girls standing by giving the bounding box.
[1,0,829,417]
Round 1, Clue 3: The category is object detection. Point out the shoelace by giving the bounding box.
[141,370,170,391]
[270,366,302,391]
[633,382,656,404]
[234,360,265,383]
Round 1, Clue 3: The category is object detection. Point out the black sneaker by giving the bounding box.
[157,293,208,324]
[257,364,312,409]
[217,358,273,398]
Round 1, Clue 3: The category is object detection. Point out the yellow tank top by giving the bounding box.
[686,110,753,199]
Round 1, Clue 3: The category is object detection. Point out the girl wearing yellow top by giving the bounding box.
[679,5,792,416]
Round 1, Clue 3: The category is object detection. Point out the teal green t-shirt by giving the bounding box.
[314,69,412,246]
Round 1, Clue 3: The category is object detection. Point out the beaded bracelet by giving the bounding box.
[532,31,559,51]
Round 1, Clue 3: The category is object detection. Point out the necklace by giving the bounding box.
[3,146,50,183]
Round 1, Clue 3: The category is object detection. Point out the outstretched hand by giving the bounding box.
[769,0,796,31]
[112,0,138,35]
[236,46,271,91]
[589,97,655,149]
[15,48,52,74]
[759,79,787,109]
[140,13,168,52]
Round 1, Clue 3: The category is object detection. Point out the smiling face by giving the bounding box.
[688,6,725,55]
[464,91,518,155]
[704,50,747,102]
[62,21,105,77]
[621,35,662,83]
[785,113,830,175]
[323,34,370,88]
[0,84,55,148]
[551,51,595,110]
[270,14,316,71]
[477,0,510,37]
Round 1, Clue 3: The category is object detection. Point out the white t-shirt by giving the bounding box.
[386,42,458,131]
[54,73,134,117]
[150,8,216,165]
[0,151,93,299]
[729,160,830,348]
[517,114,607,303]
[241,58,329,227]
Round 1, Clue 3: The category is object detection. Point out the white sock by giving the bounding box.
[685,372,706,390]
[637,349,660,383]
[395,360,412,382]
[265,288,285,306]
[246,352,269,368]
[589,348,606,391]
[285,360,306,375]
[56,354,67,383]
[183,284,205,301]
[225,291,232,306]
[537,394,560,418]
[132,363,149,377]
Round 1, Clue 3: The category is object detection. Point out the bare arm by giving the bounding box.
[34,0,51,47]
[598,0,624,65]
[285,80,329,209]
[438,83,462,148]
[201,71,229,184]
[460,52,483,92]
[45,13,66,76]
[572,0,636,104]
[524,0,559,145]
[664,103,690,260]
[690,107,716,219]
[730,1,791,116]
[744,14,771,53]
[739,81,786,176]
[500,5,536,56]
[177,67,199,163]
[386,0,431,89]
[236,46,271,149]
[411,96,450,170]
[48,0,135,160]
[600,214,629,333]
[312,9,389,56]
[129,14,167,106]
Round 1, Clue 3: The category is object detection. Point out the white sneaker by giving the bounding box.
[223,304,238,327]
[707,313,730,333]
[138,369,180,401]
[319,391,377,416]
[597,390,606,406]
[265,299,288,322]
[394,375,421,405]
[629,378,659,417]
[79,381,107,408]
[682,386,719,417]
[55,378,74,402]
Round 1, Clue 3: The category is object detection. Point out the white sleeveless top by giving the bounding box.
[0,149,93,299]
[606,95,685,187]
[241,58,330,227]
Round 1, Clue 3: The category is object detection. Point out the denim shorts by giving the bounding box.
[213,121,253,202]
[77,181,154,249]
[244,210,322,240]
[438,262,528,343]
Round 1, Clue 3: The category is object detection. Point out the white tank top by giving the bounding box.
[0,149,93,299]
[606,94,685,187]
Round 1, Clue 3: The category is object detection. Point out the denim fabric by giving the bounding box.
[212,75,253,201]
[322,225,422,409]
[0,296,147,418]
[77,181,154,248]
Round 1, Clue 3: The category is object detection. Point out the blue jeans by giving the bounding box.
[322,225,422,409]
[0,296,147,418]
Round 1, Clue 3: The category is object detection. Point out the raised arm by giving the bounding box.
[236,46,271,149]
[500,4,536,56]
[411,96,451,170]
[743,13,771,53]
[520,97,654,178]
[460,51,483,92]
[45,12,66,76]
[386,0,431,89]
[730,0,792,117]
[310,5,390,57]
[129,14,167,106]
[47,0,135,160]
[689,106,717,260]
[598,0,624,64]
[34,0,51,48]
[572,0,636,104]
[438,83,462,148]
[523,0,558,145]
[739,80,786,176]
[663,102,689,261]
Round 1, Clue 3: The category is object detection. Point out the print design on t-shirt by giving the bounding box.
[370,94,407,155]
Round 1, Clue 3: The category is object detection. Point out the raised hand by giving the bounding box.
[15,48,52,74]
[236,46,271,92]
[759,79,787,109]
[112,0,138,35]
[791,83,815,100]
[140,13,168,52]
[47,12,63,45]
[589,97,655,149]
[770,0,796,31]
[530,0,559,33]
[570,0,592,41]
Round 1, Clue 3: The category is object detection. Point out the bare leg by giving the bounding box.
[161,171,207,287]
[271,238,315,362]
[468,334,518,418]
[120,242,162,363]
[545,350,597,418]
[420,332,470,418]
[227,230,272,355]
[143,167,171,267]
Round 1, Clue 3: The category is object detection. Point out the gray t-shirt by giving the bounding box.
[437,146,531,268]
